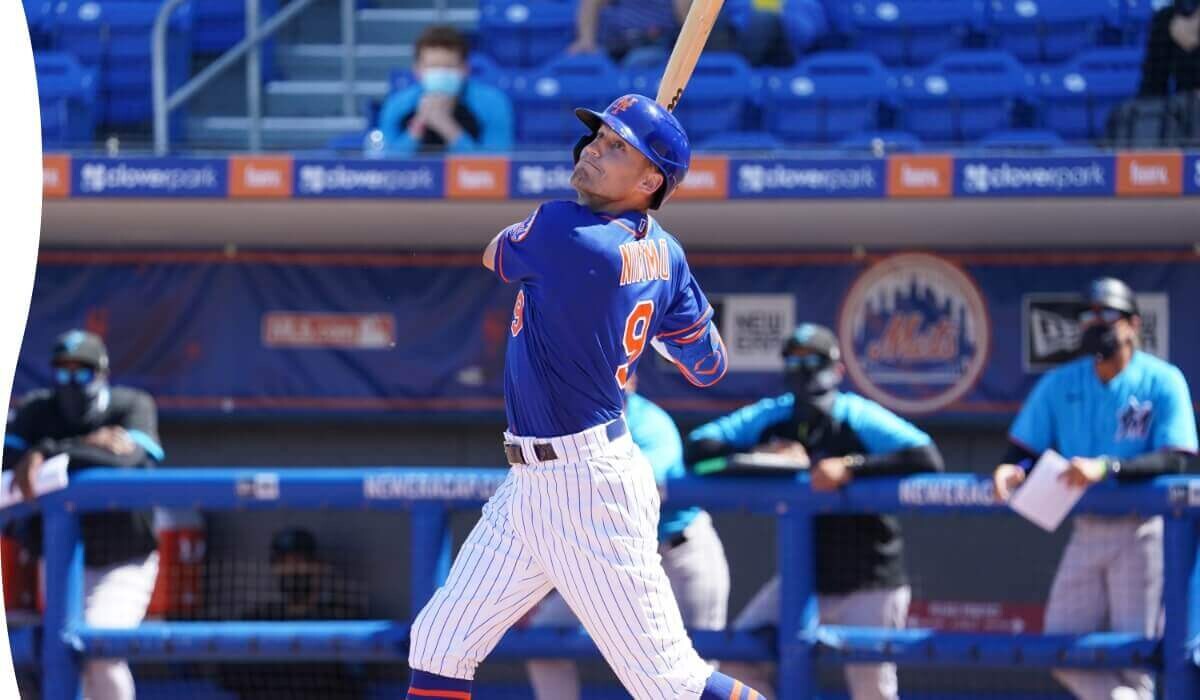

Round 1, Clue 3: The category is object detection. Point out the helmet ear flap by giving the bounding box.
[573,131,597,164]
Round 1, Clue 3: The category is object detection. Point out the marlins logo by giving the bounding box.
[838,253,990,414]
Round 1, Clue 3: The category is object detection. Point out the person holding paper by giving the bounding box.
[4,330,164,700]
[686,323,944,700]
[992,277,1198,700]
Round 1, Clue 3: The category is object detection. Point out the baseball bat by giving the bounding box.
[656,0,727,112]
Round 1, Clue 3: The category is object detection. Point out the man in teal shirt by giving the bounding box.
[525,375,730,699]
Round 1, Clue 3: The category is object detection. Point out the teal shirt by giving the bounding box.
[378,80,514,155]
[626,392,700,540]
[688,391,931,456]
[1010,351,1198,459]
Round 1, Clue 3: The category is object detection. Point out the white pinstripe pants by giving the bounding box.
[408,424,713,699]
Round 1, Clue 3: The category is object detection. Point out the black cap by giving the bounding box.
[781,323,841,362]
[52,330,108,371]
[1084,277,1138,317]
[270,527,317,563]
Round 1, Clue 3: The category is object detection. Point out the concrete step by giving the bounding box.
[264,79,390,117]
[187,115,367,151]
[356,7,478,44]
[276,1,344,44]
[276,43,412,81]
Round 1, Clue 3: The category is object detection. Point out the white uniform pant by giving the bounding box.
[526,510,730,699]
[1044,515,1162,700]
[408,424,714,700]
[725,576,911,700]
[41,552,159,700]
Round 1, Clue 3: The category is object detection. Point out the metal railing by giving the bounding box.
[152,0,355,155]
[5,468,1200,699]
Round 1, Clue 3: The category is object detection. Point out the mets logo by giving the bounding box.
[837,253,990,414]
[610,96,638,114]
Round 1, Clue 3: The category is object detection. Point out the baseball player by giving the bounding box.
[5,330,164,700]
[686,324,944,700]
[993,277,1197,700]
[526,374,730,699]
[405,94,766,700]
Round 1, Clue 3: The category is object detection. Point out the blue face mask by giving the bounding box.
[421,68,464,96]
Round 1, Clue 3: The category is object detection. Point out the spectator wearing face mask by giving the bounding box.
[4,330,164,700]
[378,25,514,154]
[1138,0,1200,97]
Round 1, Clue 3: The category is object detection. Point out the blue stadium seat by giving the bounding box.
[1103,0,1156,47]
[24,0,57,50]
[761,51,892,144]
[897,50,1032,142]
[976,128,1065,150]
[510,53,622,147]
[698,130,784,152]
[191,0,278,78]
[36,52,98,147]
[1036,47,1142,140]
[478,0,574,68]
[54,1,193,127]
[985,0,1105,66]
[838,130,923,152]
[845,1,984,66]
[646,53,754,143]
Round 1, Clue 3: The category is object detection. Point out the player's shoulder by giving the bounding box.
[11,389,55,417]
[1040,356,1092,388]
[109,386,157,411]
[626,392,673,424]
[1133,351,1190,390]
[746,392,795,415]
[836,391,907,424]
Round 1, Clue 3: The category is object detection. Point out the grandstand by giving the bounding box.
[11,0,1200,699]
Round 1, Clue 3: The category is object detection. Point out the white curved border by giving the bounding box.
[0,4,43,698]
[838,253,991,415]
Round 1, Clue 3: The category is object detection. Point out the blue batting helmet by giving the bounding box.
[573,94,690,209]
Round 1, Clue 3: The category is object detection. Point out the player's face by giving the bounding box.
[572,125,664,211]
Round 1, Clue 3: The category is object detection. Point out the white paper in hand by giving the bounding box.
[0,454,70,509]
[1009,450,1084,532]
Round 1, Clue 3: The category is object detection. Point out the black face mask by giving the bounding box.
[55,379,107,426]
[279,573,315,604]
[785,365,840,402]
[1080,324,1124,361]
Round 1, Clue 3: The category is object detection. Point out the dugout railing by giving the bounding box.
[3,468,1200,699]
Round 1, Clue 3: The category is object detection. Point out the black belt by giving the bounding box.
[504,419,628,465]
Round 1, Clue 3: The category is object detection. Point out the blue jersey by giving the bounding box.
[626,392,699,539]
[1010,351,1198,459]
[493,201,727,437]
[689,391,932,458]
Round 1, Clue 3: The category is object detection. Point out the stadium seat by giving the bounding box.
[1036,47,1143,140]
[1103,0,1156,47]
[54,1,193,127]
[698,130,785,152]
[897,50,1032,142]
[838,129,923,152]
[628,53,754,143]
[23,0,56,50]
[761,51,892,144]
[36,52,98,147]
[510,53,622,147]
[976,128,1065,151]
[985,0,1106,66]
[478,0,574,68]
[191,0,278,79]
[845,0,984,66]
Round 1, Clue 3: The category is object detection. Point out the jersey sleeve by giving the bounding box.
[1152,366,1199,454]
[840,395,932,455]
[4,397,43,458]
[688,394,794,452]
[120,392,165,462]
[492,203,556,284]
[652,260,727,387]
[627,395,685,483]
[1009,372,1057,455]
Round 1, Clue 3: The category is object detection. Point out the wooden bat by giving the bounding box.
[656,0,726,112]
